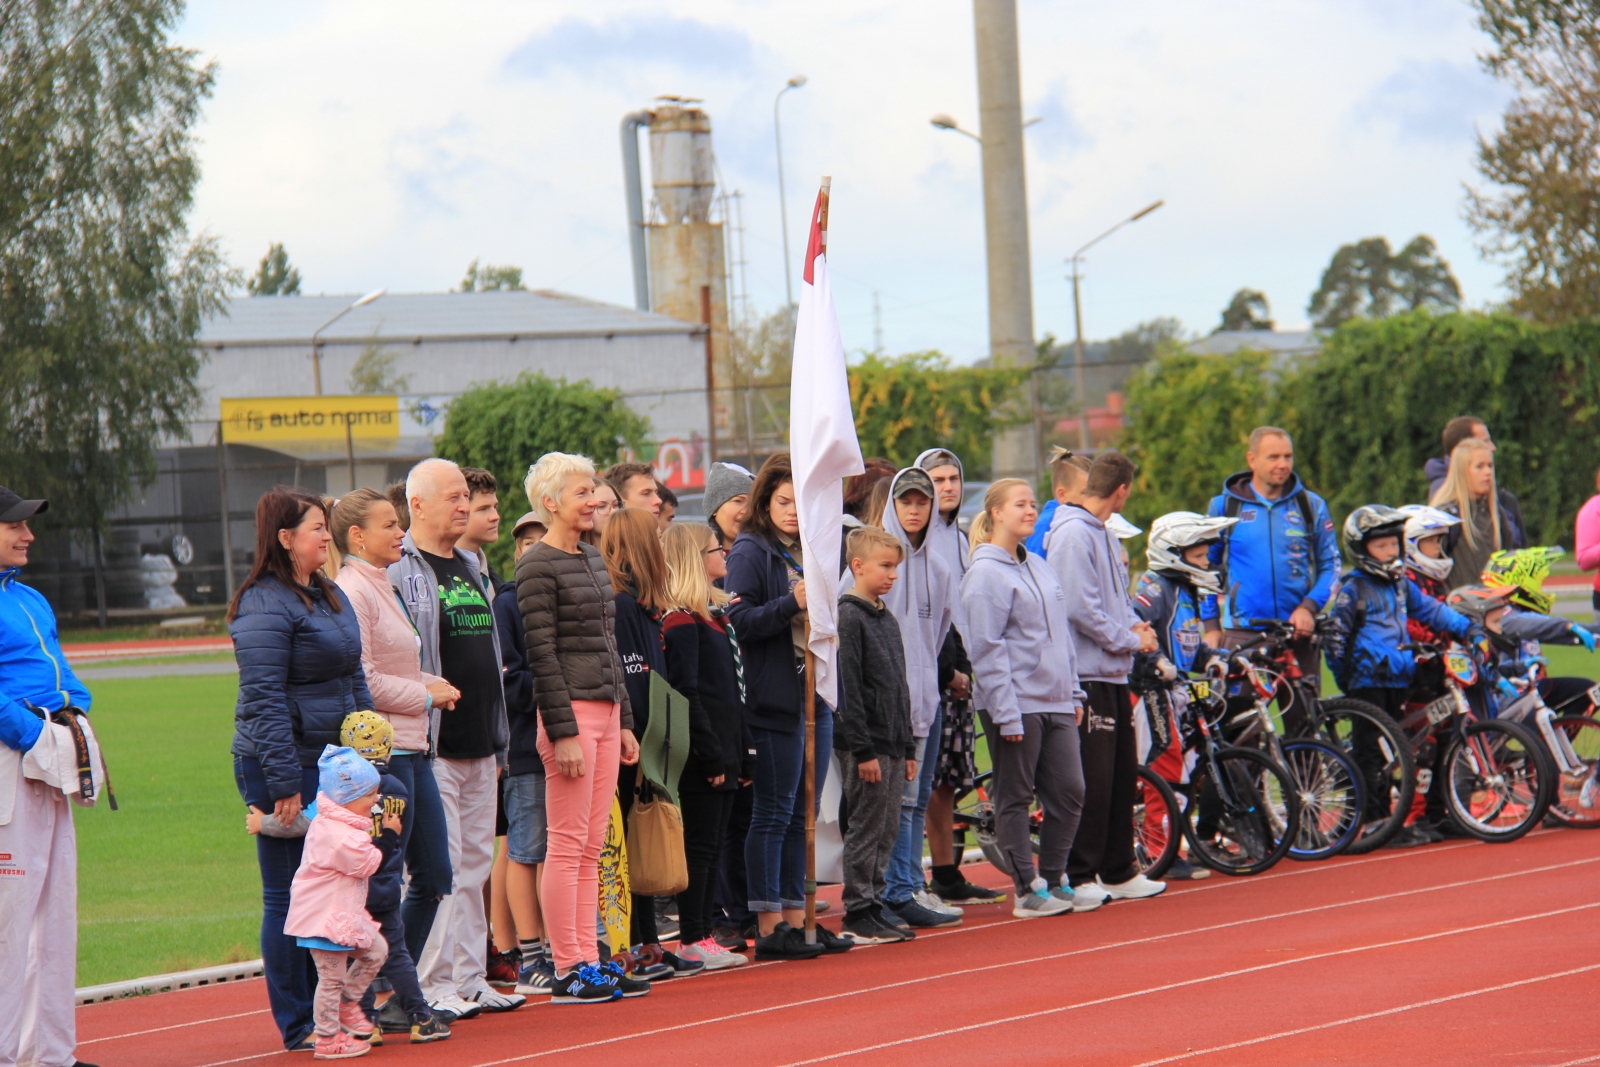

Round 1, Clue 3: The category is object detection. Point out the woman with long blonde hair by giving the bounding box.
[1429,437,1524,584]
[658,522,753,970]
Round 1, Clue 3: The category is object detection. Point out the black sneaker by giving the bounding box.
[711,925,749,952]
[886,897,961,928]
[931,876,1005,905]
[811,923,854,954]
[842,910,912,945]
[550,965,622,1005]
[1416,821,1445,844]
[877,903,911,930]
[657,949,706,977]
[377,998,411,1034]
[598,959,653,997]
[753,921,825,961]
[408,1014,450,1043]
[1383,824,1430,850]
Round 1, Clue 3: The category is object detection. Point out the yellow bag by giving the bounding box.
[625,783,688,896]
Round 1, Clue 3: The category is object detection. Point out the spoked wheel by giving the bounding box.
[1277,738,1364,860]
[1133,766,1182,879]
[1440,719,1553,842]
[1181,746,1300,876]
[953,771,1037,876]
[1306,697,1416,854]
[1545,716,1600,829]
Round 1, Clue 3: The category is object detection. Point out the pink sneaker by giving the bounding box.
[314,1032,370,1059]
[338,1002,374,1038]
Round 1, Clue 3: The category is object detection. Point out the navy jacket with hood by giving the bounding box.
[231,575,376,802]
[1206,471,1340,625]
[365,769,409,914]
[493,578,544,778]
[1324,570,1473,691]
[724,531,805,733]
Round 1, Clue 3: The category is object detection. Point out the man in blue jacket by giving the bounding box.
[0,487,98,1067]
[1208,426,1340,642]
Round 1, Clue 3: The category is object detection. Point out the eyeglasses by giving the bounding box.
[704,545,725,556]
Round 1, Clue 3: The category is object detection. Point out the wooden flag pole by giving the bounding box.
[802,176,831,946]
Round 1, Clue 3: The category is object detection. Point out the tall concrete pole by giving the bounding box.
[973,0,1037,481]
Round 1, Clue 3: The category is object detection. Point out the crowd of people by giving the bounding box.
[3,410,1598,1066]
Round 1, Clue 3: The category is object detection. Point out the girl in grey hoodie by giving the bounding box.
[960,479,1090,918]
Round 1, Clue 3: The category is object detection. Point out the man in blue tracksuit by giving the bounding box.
[0,486,98,1067]
[1207,427,1340,636]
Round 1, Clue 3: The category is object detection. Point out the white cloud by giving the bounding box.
[181,0,1509,360]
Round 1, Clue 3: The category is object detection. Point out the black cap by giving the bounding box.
[0,487,46,523]
[892,468,936,500]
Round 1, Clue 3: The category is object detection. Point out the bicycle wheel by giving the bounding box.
[953,771,1039,875]
[1546,716,1600,829]
[1305,696,1416,854]
[1181,746,1299,876]
[1440,718,1552,842]
[1278,738,1364,860]
[1133,766,1182,879]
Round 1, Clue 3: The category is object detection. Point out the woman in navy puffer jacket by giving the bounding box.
[230,488,375,1051]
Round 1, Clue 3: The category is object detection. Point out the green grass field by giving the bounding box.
[68,641,1599,986]
[75,672,259,987]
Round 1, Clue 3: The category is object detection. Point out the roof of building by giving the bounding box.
[1190,329,1322,356]
[199,289,701,348]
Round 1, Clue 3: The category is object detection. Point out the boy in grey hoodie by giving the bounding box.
[1045,451,1165,906]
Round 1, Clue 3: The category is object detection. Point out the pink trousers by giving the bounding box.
[537,700,621,973]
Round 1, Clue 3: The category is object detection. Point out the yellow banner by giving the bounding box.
[220,396,401,443]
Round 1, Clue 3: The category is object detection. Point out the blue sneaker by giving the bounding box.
[550,965,620,1004]
[515,955,555,996]
[598,959,652,997]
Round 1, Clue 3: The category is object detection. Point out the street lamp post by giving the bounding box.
[774,75,807,307]
[311,287,387,396]
[1067,200,1163,451]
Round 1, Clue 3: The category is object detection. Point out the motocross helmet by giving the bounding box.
[1481,545,1565,615]
[1342,504,1407,581]
[1396,504,1460,582]
[1445,584,1517,653]
[1146,511,1238,594]
[1106,513,1143,539]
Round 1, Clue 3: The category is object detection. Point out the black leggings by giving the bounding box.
[617,763,658,947]
[677,790,736,945]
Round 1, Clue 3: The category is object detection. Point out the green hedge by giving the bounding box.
[1120,311,1600,555]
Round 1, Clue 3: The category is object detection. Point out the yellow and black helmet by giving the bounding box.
[1481,546,1564,615]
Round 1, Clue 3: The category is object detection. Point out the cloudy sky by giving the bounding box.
[179,0,1511,362]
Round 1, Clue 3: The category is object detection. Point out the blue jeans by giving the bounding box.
[234,755,320,1049]
[746,705,833,912]
[388,753,454,963]
[886,705,943,905]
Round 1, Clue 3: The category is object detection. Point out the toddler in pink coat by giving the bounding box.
[285,745,399,1060]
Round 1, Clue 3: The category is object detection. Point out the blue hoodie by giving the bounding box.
[1206,471,1339,624]
[1324,571,1472,691]
[0,567,91,752]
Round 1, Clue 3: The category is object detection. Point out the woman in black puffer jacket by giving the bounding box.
[230,488,375,1051]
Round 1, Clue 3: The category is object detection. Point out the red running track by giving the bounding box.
[79,828,1600,1067]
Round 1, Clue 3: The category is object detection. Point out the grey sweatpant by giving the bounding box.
[989,712,1086,894]
[840,752,907,914]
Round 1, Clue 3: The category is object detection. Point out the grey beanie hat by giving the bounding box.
[703,462,754,524]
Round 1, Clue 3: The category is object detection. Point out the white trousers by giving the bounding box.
[0,779,77,1067]
[416,756,496,1002]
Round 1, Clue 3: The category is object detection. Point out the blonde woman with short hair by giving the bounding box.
[657,523,753,969]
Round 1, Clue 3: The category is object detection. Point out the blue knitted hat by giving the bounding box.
[318,744,380,805]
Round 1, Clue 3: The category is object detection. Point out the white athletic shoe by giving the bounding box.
[470,988,526,1012]
[1099,873,1167,900]
[1013,878,1072,918]
[913,888,963,917]
[1068,880,1108,912]
[1580,770,1600,810]
[427,993,481,1021]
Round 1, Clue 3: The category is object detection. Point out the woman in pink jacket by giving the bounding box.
[332,489,460,964]
[285,745,397,1059]
[1577,466,1600,625]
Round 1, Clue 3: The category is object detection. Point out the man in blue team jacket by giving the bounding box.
[0,486,98,1067]
[1207,426,1340,639]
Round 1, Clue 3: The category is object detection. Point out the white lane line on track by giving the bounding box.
[188,1052,286,1067]
[770,901,1600,1066]
[1546,1054,1600,1066]
[139,828,1561,1055]
[1123,963,1600,1066]
[442,859,1600,1067]
[80,1010,271,1045]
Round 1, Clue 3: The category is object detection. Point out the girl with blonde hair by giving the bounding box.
[1429,437,1525,584]
[657,522,752,970]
